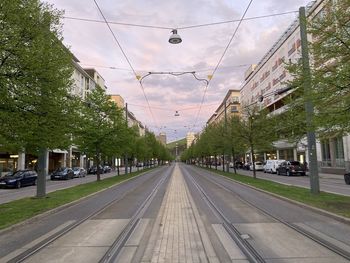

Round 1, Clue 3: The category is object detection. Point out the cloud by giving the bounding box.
[46,0,311,142]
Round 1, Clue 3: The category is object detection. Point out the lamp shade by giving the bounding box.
[169,29,182,44]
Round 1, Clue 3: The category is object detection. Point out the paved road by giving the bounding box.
[206,165,350,196]
[0,166,146,204]
[1,163,349,262]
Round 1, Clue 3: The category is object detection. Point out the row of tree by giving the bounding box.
[0,0,172,187]
[181,0,350,177]
[180,107,275,178]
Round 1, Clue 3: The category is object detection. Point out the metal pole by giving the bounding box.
[299,7,319,194]
[36,148,47,198]
[224,100,228,172]
[125,103,128,175]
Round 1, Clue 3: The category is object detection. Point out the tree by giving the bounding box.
[227,116,247,174]
[0,0,75,197]
[74,86,126,181]
[235,106,277,178]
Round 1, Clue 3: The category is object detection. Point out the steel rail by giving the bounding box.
[99,171,170,263]
[8,167,168,263]
[192,167,350,261]
[185,171,266,263]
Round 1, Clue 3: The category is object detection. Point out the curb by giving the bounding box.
[0,167,158,235]
[200,167,350,225]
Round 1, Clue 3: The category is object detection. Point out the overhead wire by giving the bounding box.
[79,63,251,73]
[191,0,254,133]
[128,102,219,111]
[63,10,298,30]
[93,0,159,129]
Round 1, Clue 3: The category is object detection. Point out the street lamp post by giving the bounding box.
[299,6,320,194]
[125,102,128,175]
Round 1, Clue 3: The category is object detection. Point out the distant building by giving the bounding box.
[186,132,196,148]
[83,68,105,89]
[110,95,125,109]
[157,132,167,145]
[207,89,241,126]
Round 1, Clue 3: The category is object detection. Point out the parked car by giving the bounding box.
[51,167,74,180]
[88,165,103,174]
[345,172,350,185]
[250,161,264,171]
[243,162,251,170]
[235,161,244,169]
[103,165,112,173]
[276,161,306,176]
[72,167,86,178]
[264,159,286,173]
[136,162,144,167]
[0,170,37,188]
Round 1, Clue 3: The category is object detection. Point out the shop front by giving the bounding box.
[0,152,18,176]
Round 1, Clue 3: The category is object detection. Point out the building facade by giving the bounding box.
[186,132,196,149]
[239,0,349,174]
[207,89,241,126]
[0,56,100,175]
[157,132,167,146]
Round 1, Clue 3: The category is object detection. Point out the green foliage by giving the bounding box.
[0,0,75,153]
[74,86,127,180]
[181,106,277,177]
[283,0,350,138]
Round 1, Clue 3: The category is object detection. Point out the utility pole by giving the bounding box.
[36,148,47,198]
[224,99,228,172]
[300,6,320,194]
[125,102,128,175]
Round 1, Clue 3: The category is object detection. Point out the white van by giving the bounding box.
[264,159,285,173]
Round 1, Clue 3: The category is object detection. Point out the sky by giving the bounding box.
[45,0,311,142]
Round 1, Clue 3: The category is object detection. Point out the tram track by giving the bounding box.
[185,171,266,263]
[186,165,350,262]
[7,166,171,263]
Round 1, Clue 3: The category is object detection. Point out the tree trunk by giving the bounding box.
[250,145,256,179]
[95,154,101,181]
[222,152,225,172]
[232,147,237,174]
[215,155,218,170]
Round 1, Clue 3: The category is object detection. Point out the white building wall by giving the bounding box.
[240,0,348,173]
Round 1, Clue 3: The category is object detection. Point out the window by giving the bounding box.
[231,96,239,104]
[333,136,344,159]
[321,140,331,165]
[231,106,238,113]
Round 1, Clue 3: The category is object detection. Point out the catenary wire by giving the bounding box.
[128,102,219,111]
[79,63,251,73]
[63,10,297,30]
[191,0,254,133]
[93,0,159,129]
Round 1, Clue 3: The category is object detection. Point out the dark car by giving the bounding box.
[235,161,244,169]
[0,170,37,188]
[276,160,306,176]
[72,167,86,178]
[88,165,103,174]
[51,167,74,180]
[345,173,350,185]
[103,165,112,173]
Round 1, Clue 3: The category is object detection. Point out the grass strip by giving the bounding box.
[0,168,154,230]
[200,166,350,218]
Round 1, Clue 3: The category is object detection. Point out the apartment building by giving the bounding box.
[207,89,241,126]
[186,132,196,149]
[240,0,349,174]
[157,132,167,146]
[0,56,100,175]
